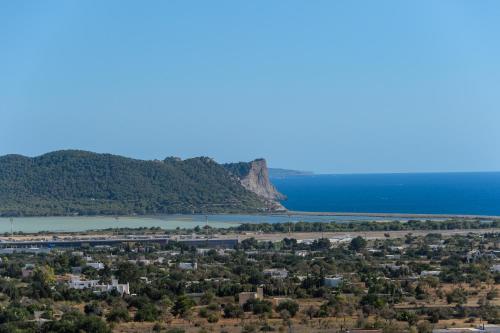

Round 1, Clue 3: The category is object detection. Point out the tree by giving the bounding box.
[0,304,29,324]
[115,261,141,284]
[200,291,215,305]
[84,302,103,316]
[223,303,243,319]
[152,323,163,332]
[417,320,433,333]
[303,305,319,320]
[350,236,367,252]
[279,309,292,331]
[31,265,56,298]
[207,313,219,323]
[276,300,299,317]
[241,238,258,250]
[243,299,272,315]
[42,311,111,333]
[446,289,467,305]
[106,307,130,323]
[397,311,418,328]
[429,311,439,324]
[172,295,195,318]
[311,238,331,251]
[134,303,160,322]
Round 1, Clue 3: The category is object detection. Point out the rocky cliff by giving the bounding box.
[223,159,286,210]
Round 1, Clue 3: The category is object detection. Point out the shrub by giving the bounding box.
[207,313,219,323]
[243,299,272,315]
[223,303,243,318]
[276,300,299,317]
[106,307,130,323]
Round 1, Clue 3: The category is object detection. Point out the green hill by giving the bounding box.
[0,150,273,216]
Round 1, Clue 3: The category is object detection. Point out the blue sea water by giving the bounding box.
[271,172,500,216]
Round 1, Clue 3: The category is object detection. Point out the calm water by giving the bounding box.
[272,172,500,215]
[0,216,240,233]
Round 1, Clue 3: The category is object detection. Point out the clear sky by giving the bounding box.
[1,1,500,173]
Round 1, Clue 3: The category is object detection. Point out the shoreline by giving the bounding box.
[2,211,500,220]
[284,210,500,219]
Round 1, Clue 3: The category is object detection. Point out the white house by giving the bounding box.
[128,259,151,266]
[196,248,212,255]
[324,276,343,288]
[94,279,130,295]
[86,262,105,270]
[179,262,197,270]
[68,277,130,295]
[421,270,441,277]
[263,268,288,279]
[68,278,99,290]
[295,250,309,257]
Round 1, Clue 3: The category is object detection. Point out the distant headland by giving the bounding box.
[0,150,285,217]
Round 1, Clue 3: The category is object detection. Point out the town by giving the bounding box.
[0,221,498,333]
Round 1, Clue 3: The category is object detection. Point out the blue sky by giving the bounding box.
[1,1,499,173]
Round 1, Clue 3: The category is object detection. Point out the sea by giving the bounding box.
[272,172,500,216]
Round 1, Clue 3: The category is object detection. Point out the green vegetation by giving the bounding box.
[0,229,497,332]
[233,219,500,233]
[0,150,269,216]
[222,160,256,179]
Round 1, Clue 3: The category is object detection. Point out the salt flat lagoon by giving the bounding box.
[0,216,237,233]
[0,214,446,233]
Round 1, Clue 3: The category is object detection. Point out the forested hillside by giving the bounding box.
[0,150,271,216]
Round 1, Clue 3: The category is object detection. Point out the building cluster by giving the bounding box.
[68,277,130,295]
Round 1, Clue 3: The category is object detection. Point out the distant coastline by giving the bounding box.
[268,168,314,178]
[2,211,499,220]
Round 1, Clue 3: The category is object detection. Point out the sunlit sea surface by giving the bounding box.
[272,172,500,215]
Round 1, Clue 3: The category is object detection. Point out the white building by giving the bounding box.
[128,259,151,266]
[86,262,105,270]
[68,277,129,295]
[324,276,343,288]
[385,254,401,260]
[296,239,314,245]
[196,248,212,255]
[179,262,197,270]
[68,278,99,290]
[263,268,288,279]
[329,237,352,244]
[295,250,309,257]
[94,279,130,295]
[421,270,441,277]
